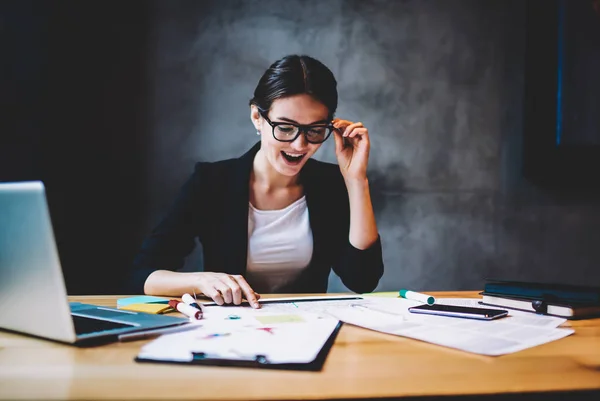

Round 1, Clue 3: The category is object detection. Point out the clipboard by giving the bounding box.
[134,320,343,371]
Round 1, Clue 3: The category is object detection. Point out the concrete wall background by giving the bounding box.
[6,0,598,294]
[142,0,600,292]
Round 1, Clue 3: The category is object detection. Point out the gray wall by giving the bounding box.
[141,0,600,292]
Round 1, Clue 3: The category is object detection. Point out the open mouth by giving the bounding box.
[281,151,306,164]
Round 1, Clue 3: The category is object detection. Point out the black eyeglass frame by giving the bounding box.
[258,110,335,144]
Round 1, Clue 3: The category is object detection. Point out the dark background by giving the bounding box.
[2,0,599,295]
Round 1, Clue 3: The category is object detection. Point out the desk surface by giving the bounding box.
[1,291,600,400]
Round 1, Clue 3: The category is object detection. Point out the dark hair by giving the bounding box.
[249,55,338,120]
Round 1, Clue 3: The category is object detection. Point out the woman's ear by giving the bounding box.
[250,105,261,130]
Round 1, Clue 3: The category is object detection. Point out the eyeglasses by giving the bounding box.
[259,110,334,144]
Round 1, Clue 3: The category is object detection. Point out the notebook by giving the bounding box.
[480,280,600,319]
[0,181,189,345]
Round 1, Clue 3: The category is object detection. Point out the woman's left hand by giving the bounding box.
[332,118,370,182]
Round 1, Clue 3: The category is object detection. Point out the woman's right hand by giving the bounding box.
[194,273,261,308]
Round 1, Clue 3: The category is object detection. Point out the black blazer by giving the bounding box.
[130,142,384,294]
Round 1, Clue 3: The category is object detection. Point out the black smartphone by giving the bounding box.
[408,304,509,320]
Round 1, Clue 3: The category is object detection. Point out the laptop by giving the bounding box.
[0,181,188,345]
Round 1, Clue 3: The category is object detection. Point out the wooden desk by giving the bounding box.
[1,292,599,400]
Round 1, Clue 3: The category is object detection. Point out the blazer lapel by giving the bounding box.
[299,160,328,280]
[219,142,261,276]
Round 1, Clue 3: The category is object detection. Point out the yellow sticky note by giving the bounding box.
[362,291,400,298]
[255,314,305,324]
[119,303,173,314]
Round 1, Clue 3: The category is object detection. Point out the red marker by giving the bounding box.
[169,300,202,320]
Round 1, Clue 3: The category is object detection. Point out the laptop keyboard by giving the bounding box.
[72,315,134,335]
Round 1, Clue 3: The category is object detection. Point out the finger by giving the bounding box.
[198,284,225,305]
[232,275,261,309]
[333,120,356,135]
[220,275,243,305]
[214,280,234,304]
[333,129,344,154]
[347,127,368,139]
[342,122,364,137]
[332,118,349,129]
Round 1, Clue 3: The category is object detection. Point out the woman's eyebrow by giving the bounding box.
[276,116,330,125]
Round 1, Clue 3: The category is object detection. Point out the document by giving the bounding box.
[136,308,341,370]
[319,298,574,356]
[196,297,574,357]
[138,296,574,362]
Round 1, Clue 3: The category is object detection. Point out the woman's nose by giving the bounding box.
[291,130,309,148]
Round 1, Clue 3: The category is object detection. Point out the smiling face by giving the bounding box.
[251,94,330,178]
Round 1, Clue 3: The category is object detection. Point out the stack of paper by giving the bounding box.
[136,296,575,361]
[317,297,574,356]
[199,296,573,356]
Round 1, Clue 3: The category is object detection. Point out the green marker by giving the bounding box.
[399,289,435,305]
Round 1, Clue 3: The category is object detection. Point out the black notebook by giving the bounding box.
[480,280,600,319]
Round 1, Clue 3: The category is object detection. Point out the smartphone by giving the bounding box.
[408,304,508,320]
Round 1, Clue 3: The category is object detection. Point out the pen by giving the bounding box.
[182,293,203,311]
[169,300,202,320]
[399,289,436,305]
[118,323,196,342]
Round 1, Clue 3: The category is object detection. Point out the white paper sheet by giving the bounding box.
[320,298,574,356]
[137,316,340,364]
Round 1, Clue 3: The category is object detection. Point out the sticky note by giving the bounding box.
[361,291,400,298]
[117,296,170,307]
[119,303,173,314]
[254,314,305,324]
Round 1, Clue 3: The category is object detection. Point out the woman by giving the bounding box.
[131,55,384,308]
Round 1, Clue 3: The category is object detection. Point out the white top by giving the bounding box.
[246,196,313,293]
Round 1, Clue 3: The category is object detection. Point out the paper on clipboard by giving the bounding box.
[135,317,341,370]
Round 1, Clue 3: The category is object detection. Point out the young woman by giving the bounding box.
[131,55,384,308]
